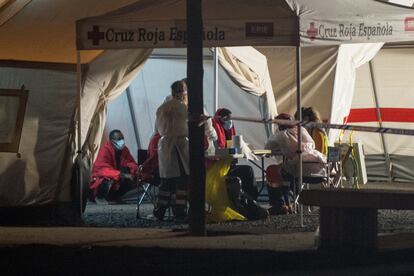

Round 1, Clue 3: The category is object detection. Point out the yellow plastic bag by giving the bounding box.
[205,158,246,222]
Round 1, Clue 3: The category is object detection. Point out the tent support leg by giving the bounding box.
[126,87,141,149]
[296,45,304,227]
[214,47,219,112]
[187,0,206,236]
[369,61,392,183]
[76,51,83,218]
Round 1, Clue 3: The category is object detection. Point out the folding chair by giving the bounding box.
[295,146,342,225]
[326,146,343,188]
[136,149,158,219]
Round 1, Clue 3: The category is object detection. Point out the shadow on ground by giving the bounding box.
[1,245,414,275]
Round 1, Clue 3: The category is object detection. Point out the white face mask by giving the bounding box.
[223,120,233,130]
[113,139,125,150]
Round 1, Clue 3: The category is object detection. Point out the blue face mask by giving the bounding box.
[223,120,233,130]
[113,139,125,150]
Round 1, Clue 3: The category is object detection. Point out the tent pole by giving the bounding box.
[214,47,219,111]
[76,51,83,218]
[296,45,304,227]
[126,87,141,149]
[369,61,392,183]
[187,0,206,236]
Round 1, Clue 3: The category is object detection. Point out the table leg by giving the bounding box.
[261,156,265,195]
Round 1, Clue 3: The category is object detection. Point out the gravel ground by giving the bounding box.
[83,182,414,234]
[83,200,414,235]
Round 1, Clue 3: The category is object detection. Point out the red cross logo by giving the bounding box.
[405,17,414,31]
[306,22,318,41]
[87,25,105,46]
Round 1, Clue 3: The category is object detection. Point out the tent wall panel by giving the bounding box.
[0,67,76,206]
[257,46,338,120]
[352,47,414,182]
[365,155,389,182]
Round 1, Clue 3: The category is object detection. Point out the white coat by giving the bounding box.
[265,126,327,177]
[155,98,189,178]
[204,117,217,155]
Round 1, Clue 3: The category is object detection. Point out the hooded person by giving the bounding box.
[211,108,258,200]
[211,108,268,220]
[212,108,235,149]
[139,132,161,184]
[265,113,327,215]
[153,80,189,221]
[89,129,138,203]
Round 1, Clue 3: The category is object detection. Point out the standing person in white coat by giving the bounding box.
[153,80,189,221]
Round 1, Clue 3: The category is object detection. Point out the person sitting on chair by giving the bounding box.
[139,132,161,184]
[295,107,329,155]
[89,129,138,203]
[212,108,259,200]
[265,113,326,215]
[212,108,268,220]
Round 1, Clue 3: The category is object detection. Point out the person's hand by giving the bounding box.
[120,172,134,181]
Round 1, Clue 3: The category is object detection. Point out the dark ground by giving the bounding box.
[1,182,414,275]
[83,200,414,236]
[2,245,414,275]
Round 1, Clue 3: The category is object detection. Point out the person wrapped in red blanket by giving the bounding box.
[89,129,138,203]
[139,132,161,183]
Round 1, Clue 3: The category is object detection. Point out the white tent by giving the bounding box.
[347,46,414,182]
[0,0,276,218]
[77,0,414,49]
[0,0,140,213]
[103,48,276,158]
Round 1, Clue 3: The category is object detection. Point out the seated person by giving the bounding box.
[265,113,327,215]
[89,129,138,203]
[295,107,329,155]
[212,108,268,220]
[212,108,258,200]
[139,132,161,184]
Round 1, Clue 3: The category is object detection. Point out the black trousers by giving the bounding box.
[96,166,135,201]
[228,165,258,200]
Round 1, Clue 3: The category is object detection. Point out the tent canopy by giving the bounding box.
[0,0,138,63]
[2,0,414,212]
[77,0,414,50]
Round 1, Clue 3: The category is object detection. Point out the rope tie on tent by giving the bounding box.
[99,93,109,103]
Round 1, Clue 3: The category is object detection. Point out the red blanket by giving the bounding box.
[89,141,137,193]
[140,133,161,183]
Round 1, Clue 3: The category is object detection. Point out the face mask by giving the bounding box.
[113,139,125,150]
[223,120,233,130]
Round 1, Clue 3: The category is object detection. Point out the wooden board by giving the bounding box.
[299,188,414,210]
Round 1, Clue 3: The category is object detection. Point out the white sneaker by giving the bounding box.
[95,197,108,205]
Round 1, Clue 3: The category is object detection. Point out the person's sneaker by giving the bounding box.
[106,195,127,205]
[173,207,187,221]
[96,181,112,200]
[108,199,127,205]
[153,206,167,221]
[268,205,289,216]
[95,197,108,205]
[287,204,294,214]
[174,216,188,224]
